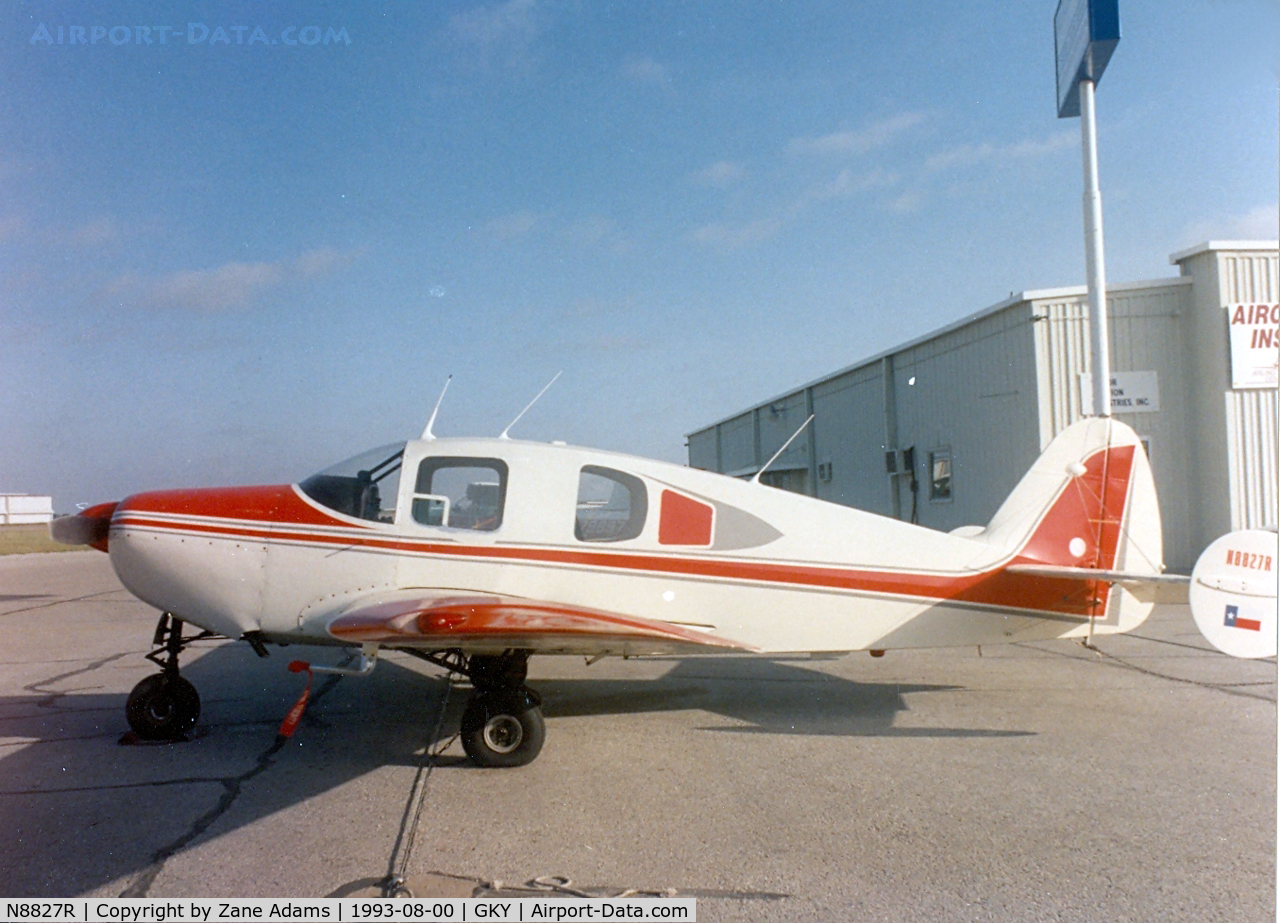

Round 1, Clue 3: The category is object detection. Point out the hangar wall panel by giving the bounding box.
[1221,251,1279,304]
[688,242,1277,573]
[1217,249,1278,532]
[888,305,1040,532]
[1226,389,1278,529]
[1034,297,1091,446]
[717,413,755,475]
[811,367,888,514]
[687,429,717,472]
[1108,283,1195,568]
[757,390,810,472]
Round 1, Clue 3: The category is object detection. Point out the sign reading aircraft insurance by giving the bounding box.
[1227,303,1279,389]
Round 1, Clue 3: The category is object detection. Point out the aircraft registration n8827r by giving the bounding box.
[53,398,1271,767]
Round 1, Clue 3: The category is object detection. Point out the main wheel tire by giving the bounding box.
[460,693,545,768]
[126,674,200,740]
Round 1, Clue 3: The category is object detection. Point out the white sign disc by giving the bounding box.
[1189,529,1278,659]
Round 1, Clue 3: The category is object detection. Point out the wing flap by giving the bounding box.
[326,589,754,656]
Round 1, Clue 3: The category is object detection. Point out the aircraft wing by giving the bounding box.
[325,589,756,656]
[1004,564,1191,604]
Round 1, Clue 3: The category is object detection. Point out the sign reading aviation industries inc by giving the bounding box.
[1227,303,1279,389]
[1054,0,1121,118]
[1079,370,1160,413]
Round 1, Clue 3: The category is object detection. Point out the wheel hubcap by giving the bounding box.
[483,714,523,753]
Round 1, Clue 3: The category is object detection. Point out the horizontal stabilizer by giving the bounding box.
[1005,564,1189,604]
[327,588,755,657]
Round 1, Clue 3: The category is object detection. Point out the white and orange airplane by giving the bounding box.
[51,393,1275,766]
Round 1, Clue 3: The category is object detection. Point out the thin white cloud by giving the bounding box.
[690,217,785,250]
[623,56,671,88]
[563,215,630,252]
[787,112,928,157]
[106,247,357,311]
[689,160,747,188]
[66,218,121,247]
[809,167,899,202]
[448,0,541,69]
[480,210,541,240]
[888,190,925,213]
[923,131,1074,172]
[1182,204,1279,245]
[293,245,359,276]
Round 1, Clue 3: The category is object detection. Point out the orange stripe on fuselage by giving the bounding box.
[110,444,1135,619]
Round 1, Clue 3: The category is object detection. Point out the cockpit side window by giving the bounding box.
[298,443,404,523]
[575,466,647,542]
[413,457,508,531]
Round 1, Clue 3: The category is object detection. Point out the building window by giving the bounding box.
[413,457,507,530]
[575,466,647,542]
[929,448,952,501]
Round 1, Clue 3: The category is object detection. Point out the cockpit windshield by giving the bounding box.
[298,443,405,523]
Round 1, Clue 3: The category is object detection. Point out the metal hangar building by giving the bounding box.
[686,241,1278,572]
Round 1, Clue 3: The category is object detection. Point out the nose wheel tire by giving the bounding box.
[126,674,201,740]
[460,693,544,768]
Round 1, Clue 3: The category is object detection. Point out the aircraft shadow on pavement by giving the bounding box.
[538,656,1034,738]
[0,644,1030,897]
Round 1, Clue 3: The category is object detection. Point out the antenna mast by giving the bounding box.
[421,376,452,440]
[752,414,815,485]
[500,371,562,439]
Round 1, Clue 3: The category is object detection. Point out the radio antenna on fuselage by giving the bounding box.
[500,371,562,440]
[421,375,452,440]
[752,414,815,485]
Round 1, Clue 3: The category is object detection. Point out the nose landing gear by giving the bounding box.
[125,613,218,740]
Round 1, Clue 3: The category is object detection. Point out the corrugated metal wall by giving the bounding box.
[1226,389,1279,529]
[757,390,810,473]
[1217,249,1279,532]
[686,243,1278,572]
[1110,284,1197,568]
[889,304,1041,532]
[687,429,718,472]
[717,413,755,475]
[1033,281,1195,567]
[1033,297,1091,447]
[812,366,888,513]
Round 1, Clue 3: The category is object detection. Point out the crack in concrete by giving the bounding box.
[118,671,346,898]
[23,652,133,710]
[0,590,129,617]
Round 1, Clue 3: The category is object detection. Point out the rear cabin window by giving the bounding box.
[575,466,647,542]
[413,457,508,531]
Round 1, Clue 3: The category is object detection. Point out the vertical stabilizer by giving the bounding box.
[976,418,1164,632]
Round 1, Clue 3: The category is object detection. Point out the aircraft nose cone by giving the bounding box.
[107,485,289,639]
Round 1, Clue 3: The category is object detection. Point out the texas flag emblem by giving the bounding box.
[1224,605,1261,632]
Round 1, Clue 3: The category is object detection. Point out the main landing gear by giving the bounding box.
[125,613,218,740]
[407,649,545,767]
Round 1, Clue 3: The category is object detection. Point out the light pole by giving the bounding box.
[1078,77,1111,416]
[1054,0,1120,417]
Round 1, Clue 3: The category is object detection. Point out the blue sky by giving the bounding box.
[2,0,1276,510]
